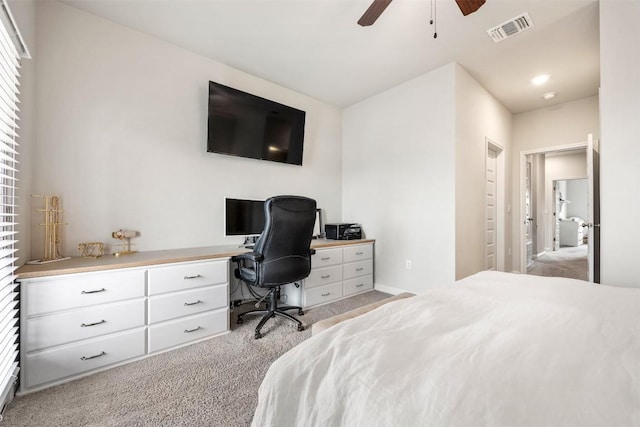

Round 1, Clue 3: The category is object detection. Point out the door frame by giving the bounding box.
[486,138,505,271]
[518,141,587,273]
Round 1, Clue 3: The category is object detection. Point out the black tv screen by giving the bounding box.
[225,198,265,236]
[207,81,306,165]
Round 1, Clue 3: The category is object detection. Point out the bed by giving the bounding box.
[252,271,640,426]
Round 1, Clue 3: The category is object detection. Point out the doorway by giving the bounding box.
[528,178,589,280]
[519,138,599,282]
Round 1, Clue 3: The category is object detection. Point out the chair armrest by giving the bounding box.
[231,252,264,263]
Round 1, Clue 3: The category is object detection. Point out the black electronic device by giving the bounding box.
[225,198,265,237]
[325,223,362,240]
[207,81,306,166]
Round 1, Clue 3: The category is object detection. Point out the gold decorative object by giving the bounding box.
[78,242,104,259]
[27,195,71,265]
[112,229,138,256]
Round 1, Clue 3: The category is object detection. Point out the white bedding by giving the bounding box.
[252,271,640,426]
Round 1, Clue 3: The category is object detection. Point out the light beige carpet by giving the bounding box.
[527,245,588,281]
[3,290,390,427]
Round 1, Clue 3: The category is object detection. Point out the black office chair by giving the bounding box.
[231,195,317,339]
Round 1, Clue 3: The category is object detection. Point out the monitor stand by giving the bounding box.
[241,235,259,249]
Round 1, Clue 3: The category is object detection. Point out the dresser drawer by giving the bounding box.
[23,269,145,316]
[343,259,373,280]
[148,308,228,353]
[311,248,343,269]
[24,328,146,389]
[149,284,228,324]
[305,265,343,289]
[25,298,146,352]
[343,275,374,296]
[343,244,373,263]
[304,282,343,307]
[148,260,228,295]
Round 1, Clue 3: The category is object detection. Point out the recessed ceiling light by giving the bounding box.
[543,91,557,100]
[531,74,550,86]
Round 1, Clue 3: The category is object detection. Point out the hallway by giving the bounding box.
[527,245,588,281]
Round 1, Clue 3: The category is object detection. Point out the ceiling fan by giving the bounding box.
[358,0,486,26]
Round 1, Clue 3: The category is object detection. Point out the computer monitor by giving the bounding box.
[224,198,265,236]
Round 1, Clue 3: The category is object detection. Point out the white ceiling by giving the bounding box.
[60,0,600,113]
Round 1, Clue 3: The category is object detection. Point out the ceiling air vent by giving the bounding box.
[487,12,533,43]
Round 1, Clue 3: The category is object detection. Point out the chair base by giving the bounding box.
[237,298,305,339]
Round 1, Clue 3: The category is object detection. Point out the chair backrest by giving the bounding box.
[253,195,317,286]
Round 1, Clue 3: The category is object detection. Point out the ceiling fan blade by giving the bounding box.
[455,0,486,16]
[358,0,393,27]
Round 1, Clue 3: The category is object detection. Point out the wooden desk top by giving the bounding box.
[16,239,375,280]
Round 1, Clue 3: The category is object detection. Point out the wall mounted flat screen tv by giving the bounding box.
[207,81,306,166]
[225,198,265,236]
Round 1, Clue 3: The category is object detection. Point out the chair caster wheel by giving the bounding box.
[254,332,262,339]
[237,317,244,325]
[297,324,305,332]
[298,310,304,316]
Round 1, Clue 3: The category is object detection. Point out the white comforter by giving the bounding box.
[252,271,640,426]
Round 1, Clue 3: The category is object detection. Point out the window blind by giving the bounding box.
[0,0,27,414]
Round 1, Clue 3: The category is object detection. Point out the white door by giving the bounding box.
[525,157,534,268]
[587,134,601,283]
[486,148,497,270]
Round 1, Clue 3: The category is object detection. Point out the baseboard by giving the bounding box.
[536,251,546,258]
[374,284,407,295]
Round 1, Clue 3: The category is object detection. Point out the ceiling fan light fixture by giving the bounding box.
[357,0,393,27]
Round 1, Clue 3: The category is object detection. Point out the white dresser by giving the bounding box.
[17,240,374,393]
[19,258,229,393]
[284,242,374,308]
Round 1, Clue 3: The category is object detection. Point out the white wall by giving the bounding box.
[511,95,599,270]
[599,0,640,287]
[565,179,588,220]
[454,64,512,279]
[342,64,456,294]
[31,1,343,258]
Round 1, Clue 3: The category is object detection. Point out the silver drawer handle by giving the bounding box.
[184,274,202,280]
[321,257,331,260]
[321,275,331,279]
[81,351,106,361]
[321,292,330,297]
[356,284,364,288]
[81,320,106,328]
[81,288,105,294]
[356,268,364,271]
[184,326,202,333]
[356,251,364,255]
[184,300,202,306]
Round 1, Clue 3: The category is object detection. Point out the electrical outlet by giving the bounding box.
[405,259,412,270]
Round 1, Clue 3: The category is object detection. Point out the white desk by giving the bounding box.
[16,239,374,393]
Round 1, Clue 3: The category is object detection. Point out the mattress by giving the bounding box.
[252,271,640,426]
